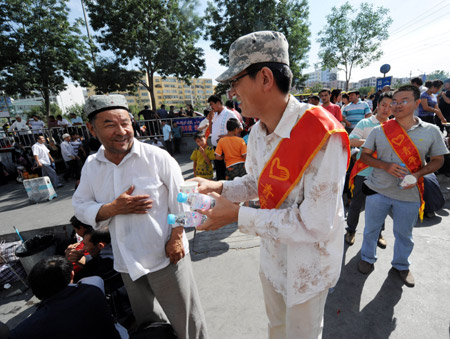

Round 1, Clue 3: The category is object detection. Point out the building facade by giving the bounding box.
[85,75,214,110]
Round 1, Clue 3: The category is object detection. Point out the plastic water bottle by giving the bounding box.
[177,192,216,210]
[398,163,409,187]
[167,211,207,228]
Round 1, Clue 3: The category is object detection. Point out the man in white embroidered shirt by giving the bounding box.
[192,31,349,339]
[72,95,207,339]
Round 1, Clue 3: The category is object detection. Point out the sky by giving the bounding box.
[68,0,450,84]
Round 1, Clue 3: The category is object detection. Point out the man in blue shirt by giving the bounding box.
[342,90,371,132]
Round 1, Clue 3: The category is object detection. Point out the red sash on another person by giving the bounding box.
[382,119,425,220]
[348,152,377,196]
[258,106,350,209]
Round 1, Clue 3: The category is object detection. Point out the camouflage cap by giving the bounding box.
[216,31,289,83]
[83,94,129,120]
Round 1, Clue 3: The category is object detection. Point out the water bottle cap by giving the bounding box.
[167,214,176,225]
[400,163,406,167]
[177,192,188,203]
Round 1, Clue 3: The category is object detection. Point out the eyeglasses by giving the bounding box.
[227,73,251,89]
[390,100,412,107]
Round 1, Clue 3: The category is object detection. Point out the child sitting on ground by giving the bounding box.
[215,118,247,180]
[190,132,215,179]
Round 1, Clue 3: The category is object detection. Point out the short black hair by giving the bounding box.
[246,62,292,94]
[144,105,149,109]
[342,93,349,100]
[411,77,423,86]
[310,95,320,102]
[378,91,393,103]
[161,104,165,108]
[394,85,420,101]
[70,216,92,231]
[425,81,432,88]
[194,131,205,140]
[226,118,240,132]
[28,256,72,300]
[319,88,331,95]
[225,100,234,109]
[85,228,111,246]
[431,80,444,88]
[208,95,222,104]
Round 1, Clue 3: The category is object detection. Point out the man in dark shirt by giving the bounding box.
[439,79,450,121]
[10,256,122,339]
[138,105,158,136]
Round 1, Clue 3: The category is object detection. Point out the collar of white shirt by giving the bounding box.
[95,138,141,165]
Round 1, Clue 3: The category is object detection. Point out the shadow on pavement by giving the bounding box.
[323,252,403,339]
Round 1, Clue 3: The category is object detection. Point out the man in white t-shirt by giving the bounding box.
[161,120,173,155]
[32,135,63,188]
[207,95,242,180]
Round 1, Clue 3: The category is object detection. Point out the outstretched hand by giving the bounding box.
[196,192,240,231]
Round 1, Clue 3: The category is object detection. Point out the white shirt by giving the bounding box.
[58,119,70,127]
[61,140,76,162]
[221,95,348,307]
[29,119,45,130]
[211,108,242,146]
[8,120,30,134]
[162,124,172,141]
[72,139,189,281]
[32,142,51,166]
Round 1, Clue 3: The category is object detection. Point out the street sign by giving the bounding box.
[380,64,391,75]
[376,76,392,91]
[0,97,14,118]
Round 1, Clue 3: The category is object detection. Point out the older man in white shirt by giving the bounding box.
[32,135,63,188]
[8,116,31,145]
[193,31,349,339]
[72,95,207,339]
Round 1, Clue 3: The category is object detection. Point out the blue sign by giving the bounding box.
[174,117,203,133]
[380,64,391,74]
[376,76,392,91]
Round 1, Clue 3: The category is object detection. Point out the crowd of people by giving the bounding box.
[2,30,450,339]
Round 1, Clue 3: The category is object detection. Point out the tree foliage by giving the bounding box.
[84,0,205,110]
[28,102,62,119]
[0,0,90,119]
[204,0,310,88]
[427,70,450,82]
[317,2,392,90]
[84,57,143,95]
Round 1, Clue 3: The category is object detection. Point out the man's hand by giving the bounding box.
[401,173,420,190]
[384,163,408,178]
[196,192,239,231]
[189,177,223,195]
[165,227,185,264]
[111,185,153,215]
[65,244,84,262]
[96,185,153,221]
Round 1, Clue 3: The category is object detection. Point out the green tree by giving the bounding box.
[66,104,84,118]
[359,86,375,96]
[309,83,323,93]
[427,70,450,82]
[204,0,310,88]
[1,0,90,119]
[84,0,205,110]
[28,103,62,119]
[317,2,392,91]
[84,57,143,95]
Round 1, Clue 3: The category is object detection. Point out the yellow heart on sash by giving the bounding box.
[391,134,404,146]
[269,157,290,182]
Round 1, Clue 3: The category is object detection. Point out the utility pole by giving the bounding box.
[81,0,96,68]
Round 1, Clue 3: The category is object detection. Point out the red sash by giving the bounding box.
[349,152,377,196]
[381,119,425,220]
[258,107,350,209]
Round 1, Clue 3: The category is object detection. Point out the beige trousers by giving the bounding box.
[260,272,329,339]
[121,256,208,339]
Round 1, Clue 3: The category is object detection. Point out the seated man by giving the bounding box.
[74,228,115,282]
[10,256,126,339]
[65,216,92,273]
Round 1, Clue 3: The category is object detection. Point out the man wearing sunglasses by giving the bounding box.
[359,85,448,287]
[192,31,350,338]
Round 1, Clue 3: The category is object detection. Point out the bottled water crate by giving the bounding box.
[23,176,57,203]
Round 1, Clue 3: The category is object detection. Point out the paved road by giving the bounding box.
[1,151,450,338]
